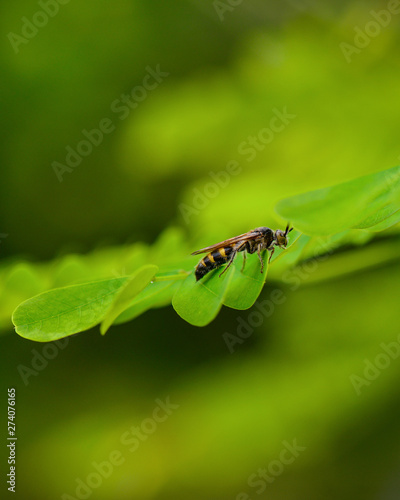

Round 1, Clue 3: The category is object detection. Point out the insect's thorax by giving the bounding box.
[255,231,275,250]
[242,239,258,254]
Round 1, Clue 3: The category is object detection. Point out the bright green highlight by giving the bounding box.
[275,166,400,235]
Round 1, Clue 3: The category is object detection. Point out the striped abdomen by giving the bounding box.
[195,246,233,281]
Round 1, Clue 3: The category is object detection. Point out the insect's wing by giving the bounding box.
[191,231,258,255]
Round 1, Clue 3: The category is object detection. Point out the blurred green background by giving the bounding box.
[1,1,400,498]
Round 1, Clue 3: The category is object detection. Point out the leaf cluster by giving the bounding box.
[11,166,400,341]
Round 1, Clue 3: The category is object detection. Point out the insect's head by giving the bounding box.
[275,224,293,248]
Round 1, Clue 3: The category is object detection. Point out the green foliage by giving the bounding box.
[173,253,270,327]
[13,277,129,342]
[10,166,400,341]
[99,265,158,335]
[275,166,400,235]
[112,274,183,325]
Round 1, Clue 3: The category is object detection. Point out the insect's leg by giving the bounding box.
[268,246,275,264]
[257,244,265,273]
[218,251,237,277]
[241,241,254,272]
[218,242,244,277]
[241,250,247,272]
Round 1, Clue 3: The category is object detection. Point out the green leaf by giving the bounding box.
[12,277,129,342]
[172,266,235,327]
[362,210,400,232]
[267,231,309,279]
[114,271,187,325]
[222,252,269,309]
[114,281,177,324]
[173,249,289,325]
[100,265,158,334]
[275,166,400,235]
[298,236,400,285]
[0,263,49,333]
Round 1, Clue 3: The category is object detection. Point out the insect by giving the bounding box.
[192,224,293,281]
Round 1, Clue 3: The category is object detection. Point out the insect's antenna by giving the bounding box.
[284,223,293,236]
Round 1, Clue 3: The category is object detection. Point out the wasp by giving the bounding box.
[192,225,293,281]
